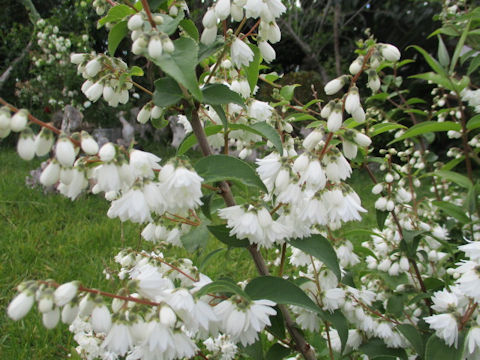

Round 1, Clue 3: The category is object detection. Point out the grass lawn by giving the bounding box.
[0,145,377,359]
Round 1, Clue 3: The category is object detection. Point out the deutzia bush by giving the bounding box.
[3,1,480,359]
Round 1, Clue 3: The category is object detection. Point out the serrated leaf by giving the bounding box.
[410,72,454,91]
[266,344,291,360]
[153,77,183,107]
[376,210,389,230]
[198,248,224,271]
[409,45,448,77]
[435,170,472,188]
[156,12,185,35]
[467,114,480,130]
[370,123,407,137]
[177,125,222,155]
[152,37,202,101]
[202,83,245,106]
[432,200,470,223]
[108,21,128,56]
[181,224,209,252]
[207,224,249,248]
[280,84,300,101]
[388,121,461,145]
[249,122,283,155]
[129,66,144,77]
[289,235,341,281]
[242,339,264,360]
[98,4,135,27]
[437,35,450,67]
[245,44,262,93]
[425,333,465,360]
[467,55,480,75]
[359,338,408,359]
[197,279,250,299]
[179,19,199,41]
[396,324,425,358]
[194,155,267,192]
[198,37,225,63]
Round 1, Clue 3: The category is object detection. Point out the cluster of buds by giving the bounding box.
[128,11,175,61]
[71,53,133,106]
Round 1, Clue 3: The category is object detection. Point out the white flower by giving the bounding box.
[148,36,163,60]
[424,313,458,347]
[92,163,122,193]
[91,304,112,334]
[230,79,251,98]
[0,110,10,129]
[381,44,401,62]
[215,0,231,20]
[349,56,363,75]
[231,38,254,68]
[248,100,273,121]
[85,58,102,77]
[58,167,88,200]
[345,87,361,114]
[7,291,35,321]
[258,41,276,63]
[466,327,480,355]
[460,242,480,261]
[259,21,281,43]
[343,140,357,159]
[107,188,152,223]
[129,150,161,179]
[102,322,133,356]
[201,26,218,45]
[99,142,116,162]
[128,14,144,31]
[245,0,266,18]
[54,281,78,307]
[34,128,54,156]
[303,129,323,150]
[202,8,217,27]
[40,161,60,186]
[324,77,345,95]
[354,132,372,147]
[85,82,104,102]
[55,137,76,167]
[61,303,79,324]
[131,263,174,301]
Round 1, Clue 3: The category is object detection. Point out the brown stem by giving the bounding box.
[325,321,335,360]
[459,301,478,330]
[140,0,157,29]
[135,251,199,282]
[105,0,117,6]
[278,243,287,277]
[240,19,261,40]
[457,98,474,182]
[132,81,153,96]
[0,97,80,146]
[189,102,316,360]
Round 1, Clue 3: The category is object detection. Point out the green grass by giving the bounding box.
[0,146,378,359]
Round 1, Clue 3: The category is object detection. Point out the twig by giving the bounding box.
[140,0,157,29]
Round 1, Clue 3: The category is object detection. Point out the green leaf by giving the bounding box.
[267,306,285,339]
[376,210,389,230]
[129,66,144,77]
[198,248,224,271]
[152,37,202,101]
[179,19,199,41]
[156,12,185,35]
[437,35,450,67]
[242,339,264,360]
[108,21,128,56]
[98,4,135,27]
[280,85,300,101]
[202,83,245,107]
[212,105,228,129]
[177,125,223,155]
[401,230,425,258]
[467,114,480,130]
[359,338,408,359]
[450,20,470,73]
[245,44,262,93]
[396,324,425,358]
[435,170,472,189]
[406,97,427,105]
[388,121,461,145]
[289,235,341,281]
[266,344,291,360]
[441,156,465,171]
[207,224,250,248]
[286,113,317,122]
[425,333,464,360]
[410,72,454,91]
[181,224,209,252]
[194,155,268,192]
[153,77,183,107]
[151,116,168,129]
[386,295,404,317]
[245,276,319,313]
[370,123,407,137]
[466,185,477,214]
[196,279,250,299]
[198,38,225,63]
[467,55,480,75]
[249,122,283,155]
[409,45,448,77]
[432,201,470,224]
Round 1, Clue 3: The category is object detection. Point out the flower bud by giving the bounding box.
[81,131,99,155]
[10,109,28,132]
[56,137,76,167]
[42,308,60,329]
[345,86,360,114]
[17,129,36,161]
[85,82,104,102]
[70,53,85,65]
[367,70,381,92]
[128,14,144,31]
[7,291,35,321]
[201,26,217,45]
[132,37,147,55]
[61,303,79,324]
[327,105,343,132]
[34,128,54,156]
[343,140,357,160]
[381,43,401,62]
[151,106,164,119]
[0,110,10,129]
[137,105,151,124]
[91,303,112,333]
[352,107,366,123]
[324,76,346,95]
[54,281,79,307]
[303,129,323,150]
[258,41,276,63]
[202,8,217,27]
[99,142,116,162]
[320,101,334,119]
[85,58,101,78]
[349,56,363,75]
[148,36,163,59]
[40,161,60,186]
[372,183,383,195]
[162,36,175,54]
[215,0,231,20]
[159,305,177,327]
[354,132,372,147]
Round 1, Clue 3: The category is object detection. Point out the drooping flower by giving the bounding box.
[424,313,458,347]
[7,291,35,321]
[231,38,254,68]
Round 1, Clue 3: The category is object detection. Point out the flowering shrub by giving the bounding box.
[3,0,480,359]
